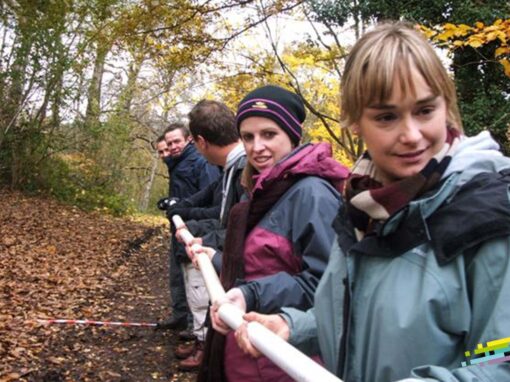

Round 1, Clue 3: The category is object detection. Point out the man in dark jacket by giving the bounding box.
[158,123,220,330]
[166,100,246,371]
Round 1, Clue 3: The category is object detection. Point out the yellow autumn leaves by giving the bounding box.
[421,19,510,77]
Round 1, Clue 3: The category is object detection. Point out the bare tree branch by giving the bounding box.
[260,4,357,160]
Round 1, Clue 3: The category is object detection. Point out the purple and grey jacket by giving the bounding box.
[224,142,349,382]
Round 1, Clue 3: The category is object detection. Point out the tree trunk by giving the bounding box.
[85,42,110,128]
[139,154,159,211]
[0,29,31,149]
[0,18,34,187]
[118,50,145,113]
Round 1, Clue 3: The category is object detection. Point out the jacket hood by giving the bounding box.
[252,143,350,193]
[443,130,510,188]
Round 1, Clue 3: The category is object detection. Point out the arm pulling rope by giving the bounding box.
[172,215,342,382]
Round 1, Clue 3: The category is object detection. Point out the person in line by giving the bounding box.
[198,85,350,382]
[169,100,246,260]
[236,22,510,382]
[165,100,247,371]
[157,123,221,330]
[155,135,170,160]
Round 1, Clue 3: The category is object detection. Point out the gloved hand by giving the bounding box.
[156,197,180,211]
[157,198,169,210]
[166,198,193,221]
[166,205,190,221]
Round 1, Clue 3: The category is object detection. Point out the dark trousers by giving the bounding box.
[169,237,191,321]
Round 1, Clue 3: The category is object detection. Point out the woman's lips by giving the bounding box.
[254,156,271,163]
[252,156,272,169]
[396,148,428,162]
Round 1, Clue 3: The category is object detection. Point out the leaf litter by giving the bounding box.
[0,190,197,381]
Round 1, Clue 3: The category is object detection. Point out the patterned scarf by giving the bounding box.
[345,127,461,239]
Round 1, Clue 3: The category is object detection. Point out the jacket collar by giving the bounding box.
[165,142,196,170]
[252,143,349,194]
[346,170,510,265]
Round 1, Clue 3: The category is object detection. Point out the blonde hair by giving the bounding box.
[241,163,256,193]
[341,22,463,132]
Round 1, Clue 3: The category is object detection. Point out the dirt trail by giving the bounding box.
[0,190,197,381]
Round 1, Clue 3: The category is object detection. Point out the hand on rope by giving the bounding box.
[165,199,192,221]
[174,223,189,243]
[174,221,216,268]
[211,288,247,335]
[170,214,343,382]
[157,197,180,211]
[183,236,201,265]
[235,312,290,357]
[184,237,215,267]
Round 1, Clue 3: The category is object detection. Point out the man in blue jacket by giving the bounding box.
[157,122,220,330]
[165,100,246,371]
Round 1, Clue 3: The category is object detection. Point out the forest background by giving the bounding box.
[0,0,509,216]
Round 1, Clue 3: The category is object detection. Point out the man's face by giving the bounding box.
[156,140,170,159]
[165,129,191,157]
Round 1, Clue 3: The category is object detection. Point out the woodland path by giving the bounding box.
[0,190,196,382]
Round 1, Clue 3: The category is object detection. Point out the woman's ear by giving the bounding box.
[350,123,361,135]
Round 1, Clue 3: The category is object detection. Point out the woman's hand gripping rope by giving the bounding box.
[170,214,343,382]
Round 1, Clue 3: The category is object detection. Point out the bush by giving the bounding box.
[29,153,134,216]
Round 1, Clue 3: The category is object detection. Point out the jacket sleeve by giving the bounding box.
[280,307,320,357]
[185,219,221,238]
[197,160,221,190]
[211,250,223,274]
[182,205,221,221]
[183,179,218,208]
[177,178,222,221]
[239,178,341,313]
[409,235,510,382]
[202,228,226,251]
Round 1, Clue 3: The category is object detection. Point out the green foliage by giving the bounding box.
[453,42,510,153]
[147,176,169,214]
[0,0,225,216]
[0,125,42,189]
[306,0,358,26]
[33,153,135,216]
[422,20,510,152]
[0,120,133,215]
[307,0,509,26]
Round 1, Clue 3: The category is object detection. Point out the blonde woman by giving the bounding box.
[236,23,510,382]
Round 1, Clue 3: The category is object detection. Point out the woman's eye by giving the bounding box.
[418,106,435,116]
[375,113,396,123]
[241,134,253,142]
[262,131,276,139]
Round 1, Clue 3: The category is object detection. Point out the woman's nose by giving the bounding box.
[252,137,265,152]
[399,117,422,145]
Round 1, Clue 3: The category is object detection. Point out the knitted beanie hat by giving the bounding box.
[235,85,306,145]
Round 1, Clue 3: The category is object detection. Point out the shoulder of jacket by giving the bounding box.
[269,177,340,218]
[288,176,338,196]
[428,169,510,265]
